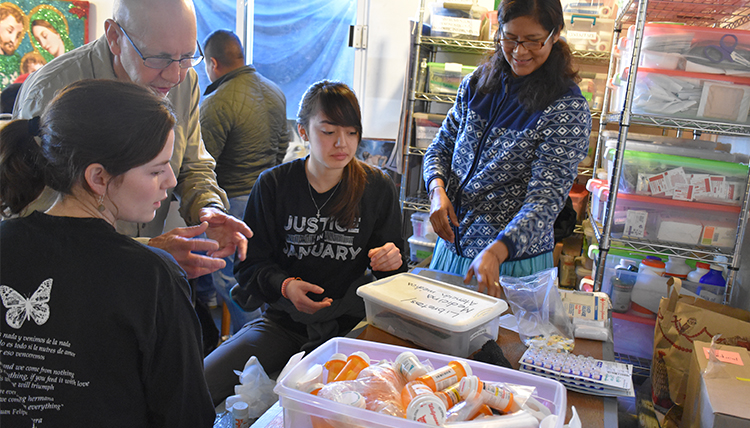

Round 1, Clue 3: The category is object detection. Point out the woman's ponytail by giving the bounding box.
[0,118,48,217]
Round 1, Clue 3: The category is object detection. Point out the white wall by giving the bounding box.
[88,0,114,40]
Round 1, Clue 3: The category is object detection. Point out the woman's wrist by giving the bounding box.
[428,185,445,200]
[281,277,301,299]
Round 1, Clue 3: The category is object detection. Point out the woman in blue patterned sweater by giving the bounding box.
[423,0,591,297]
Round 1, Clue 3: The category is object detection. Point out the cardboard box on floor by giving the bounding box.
[680,340,750,428]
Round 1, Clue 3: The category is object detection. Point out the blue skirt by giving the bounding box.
[428,238,553,278]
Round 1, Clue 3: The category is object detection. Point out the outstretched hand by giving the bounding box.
[285,279,333,314]
[147,221,225,279]
[464,241,509,298]
[199,207,253,260]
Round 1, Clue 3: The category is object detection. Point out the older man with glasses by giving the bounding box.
[13,0,253,281]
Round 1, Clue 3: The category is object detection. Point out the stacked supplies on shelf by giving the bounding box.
[519,346,635,397]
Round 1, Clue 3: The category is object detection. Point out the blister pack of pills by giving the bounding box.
[518,347,635,397]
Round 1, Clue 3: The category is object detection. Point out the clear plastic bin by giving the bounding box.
[611,193,741,248]
[407,235,435,263]
[613,67,750,125]
[428,3,482,40]
[603,145,748,206]
[274,337,567,428]
[561,13,614,52]
[624,23,750,76]
[409,212,436,241]
[356,273,508,358]
[427,62,477,95]
[412,113,444,148]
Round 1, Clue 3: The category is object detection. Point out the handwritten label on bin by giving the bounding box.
[403,280,484,320]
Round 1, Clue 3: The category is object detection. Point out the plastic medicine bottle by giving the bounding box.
[324,353,347,383]
[230,401,250,428]
[687,262,711,283]
[332,351,370,382]
[394,351,428,382]
[458,376,518,414]
[402,381,447,426]
[416,360,472,392]
[434,383,462,410]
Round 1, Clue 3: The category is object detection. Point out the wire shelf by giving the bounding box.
[603,113,750,137]
[414,91,457,104]
[617,0,750,28]
[615,352,651,384]
[418,36,610,64]
[403,196,430,213]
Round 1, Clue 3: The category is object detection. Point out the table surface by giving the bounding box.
[249,323,619,428]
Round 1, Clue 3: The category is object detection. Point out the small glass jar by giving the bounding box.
[611,277,633,313]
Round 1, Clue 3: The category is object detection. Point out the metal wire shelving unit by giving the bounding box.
[592,0,750,305]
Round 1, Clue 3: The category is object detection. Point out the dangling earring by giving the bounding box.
[97,195,106,212]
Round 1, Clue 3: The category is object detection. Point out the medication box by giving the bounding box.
[407,235,436,263]
[427,62,477,94]
[274,337,568,428]
[412,113,444,148]
[356,273,508,357]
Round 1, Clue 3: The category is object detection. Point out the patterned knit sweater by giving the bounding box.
[423,71,591,261]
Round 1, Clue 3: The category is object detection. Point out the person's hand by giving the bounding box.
[464,241,509,298]
[147,221,226,279]
[285,279,333,314]
[199,207,254,260]
[368,243,403,272]
[429,186,459,243]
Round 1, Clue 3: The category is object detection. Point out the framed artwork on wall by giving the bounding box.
[0,0,89,89]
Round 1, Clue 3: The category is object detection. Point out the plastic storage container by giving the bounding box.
[613,67,750,125]
[602,143,747,206]
[624,23,750,76]
[561,13,614,53]
[687,262,711,282]
[356,273,509,358]
[412,113,444,148]
[274,337,568,428]
[407,235,436,263]
[665,256,691,279]
[427,62,478,95]
[410,212,436,241]
[428,3,482,40]
[609,193,741,248]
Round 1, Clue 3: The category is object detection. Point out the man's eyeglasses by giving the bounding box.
[498,30,556,51]
[115,22,203,69]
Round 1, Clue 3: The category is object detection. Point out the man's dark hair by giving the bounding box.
[203,30,245,68]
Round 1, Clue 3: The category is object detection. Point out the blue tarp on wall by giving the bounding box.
[195,0,356,118]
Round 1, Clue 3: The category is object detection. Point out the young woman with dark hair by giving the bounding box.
[0,79,215,427]
[204,80,407,406]
[424,0,592,296]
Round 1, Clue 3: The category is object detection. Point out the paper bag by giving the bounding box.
[651,279,750,409]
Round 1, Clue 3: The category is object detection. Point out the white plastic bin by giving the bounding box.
[407,235,436,263]
[356,273,508,357]
[274,337,568,428]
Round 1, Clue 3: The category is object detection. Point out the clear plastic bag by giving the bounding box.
[499,267,575,352]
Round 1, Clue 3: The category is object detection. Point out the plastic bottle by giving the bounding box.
[639,258,665,276]
[687,262,711,283]
[665,256,691,279]
[324,353,347,383]
[401,381,447,426]
[458,376,518,414]
[415,360,473,392]
[434,383,462,410]
[393,351,428,382]
[230,401,250,428]
[332,351,370,382]
[696,265,727,303]
[445,395,485,423]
